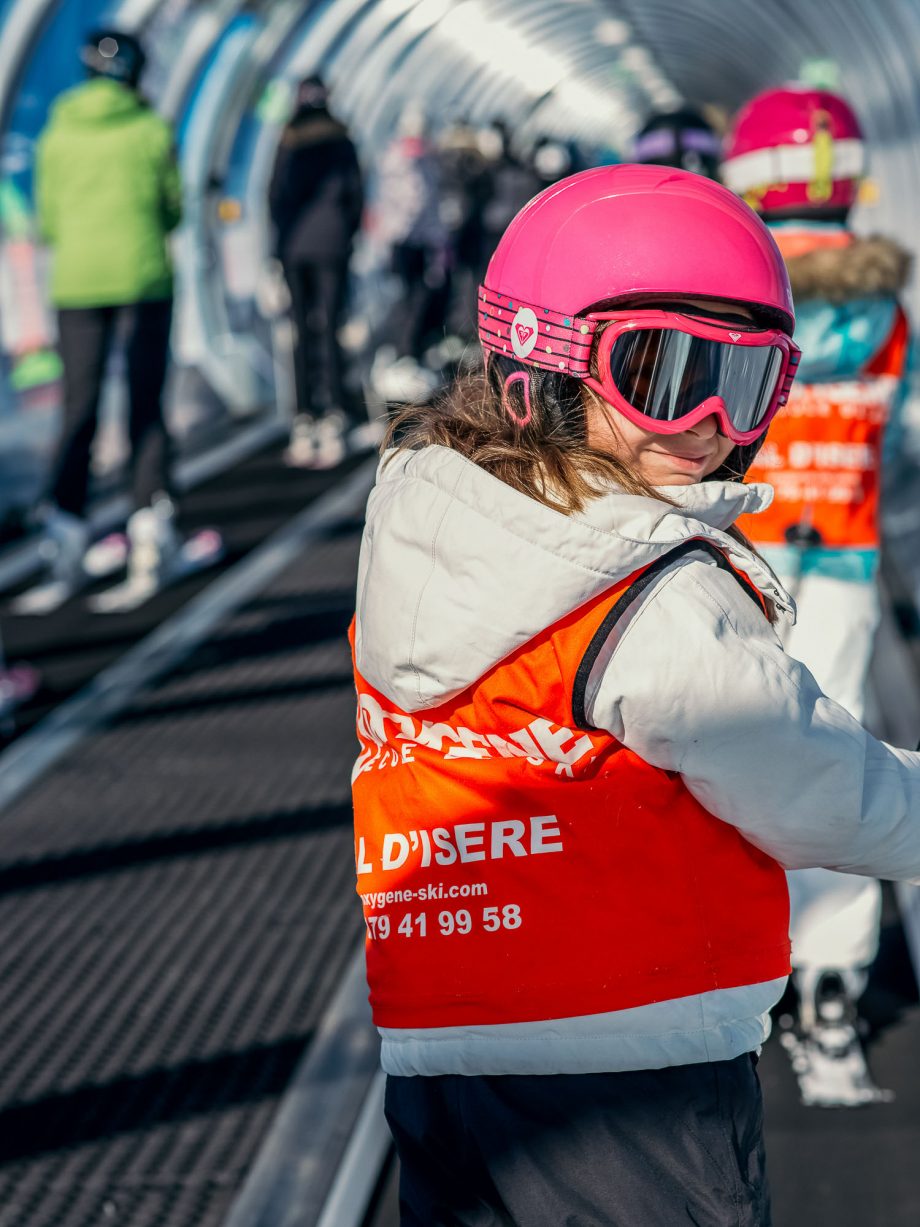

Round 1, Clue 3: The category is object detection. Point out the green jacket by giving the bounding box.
[36,78,182,307]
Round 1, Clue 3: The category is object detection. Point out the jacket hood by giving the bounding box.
[51,78,142,126]
[768,224,909,382]
[355,446,793,713]
[282,112,350,147]
[781,231,911,304]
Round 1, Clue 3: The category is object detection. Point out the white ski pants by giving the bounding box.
[780,573,883,971]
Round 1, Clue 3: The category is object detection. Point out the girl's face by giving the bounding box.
[585,298,756,487]
[587,400,736,486]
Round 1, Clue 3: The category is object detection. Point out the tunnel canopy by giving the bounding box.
[1,0,917,414]
[247,0,920,302]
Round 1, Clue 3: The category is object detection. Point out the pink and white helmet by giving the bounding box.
[722,85,865,217]
[478,164,795,375]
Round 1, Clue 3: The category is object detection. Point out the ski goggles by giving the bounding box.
[584,311,800,445]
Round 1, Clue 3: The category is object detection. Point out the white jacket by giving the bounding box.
[354,445,920,1076]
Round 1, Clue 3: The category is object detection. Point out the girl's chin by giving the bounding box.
[653,471,704,486]
[646,455,715,485]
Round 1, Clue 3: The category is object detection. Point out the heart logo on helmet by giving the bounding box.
[511,307,539,358]
[728,332,742,341]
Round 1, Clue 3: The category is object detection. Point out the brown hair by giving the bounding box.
[384,348,777,619]
[385,354,665,515]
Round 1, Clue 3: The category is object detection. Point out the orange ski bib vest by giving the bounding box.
[351,542,791,1030]
[737,307,908,550]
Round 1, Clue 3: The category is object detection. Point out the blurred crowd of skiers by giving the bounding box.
[266,82,582,463]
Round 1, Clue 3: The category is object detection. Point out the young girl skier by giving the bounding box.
[351,164,920,1226]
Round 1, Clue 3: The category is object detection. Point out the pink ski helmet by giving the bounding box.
[723,85,865,217]
[478,164,795,381]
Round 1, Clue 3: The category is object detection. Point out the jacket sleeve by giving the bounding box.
[35,131,56,243]
[586,549,920,881]
[343,139,365,235]
[159,126,183,233]
[882,321,914,471]
[267,137,293,255]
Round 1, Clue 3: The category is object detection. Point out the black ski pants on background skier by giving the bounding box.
[390,242,450,361]
[282,257,350,417]
[48,298,174,518]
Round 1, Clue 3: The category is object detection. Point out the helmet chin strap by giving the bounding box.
[708,434,767,483]
[502,372,532,428]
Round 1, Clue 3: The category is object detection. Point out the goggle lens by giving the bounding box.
[608,329,784,435]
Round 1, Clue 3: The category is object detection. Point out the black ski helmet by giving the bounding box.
[633,107,722,181]
[81,29,146,88]
[296,75,329,110]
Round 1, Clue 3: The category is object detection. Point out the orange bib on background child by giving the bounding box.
[738,307,907,550]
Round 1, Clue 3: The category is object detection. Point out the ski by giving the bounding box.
[11,579,82,616]
[88,528,224,614]
[0,664,41,725]
[10,531,129,615]
[777,1012,893,1108]
[83,531,129,578]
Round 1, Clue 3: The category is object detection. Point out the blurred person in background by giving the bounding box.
[370,102,446,404]
[725,84,911,1107]
[530,136,574,190]
[633,104,723,179]
[437,118,492,345]
[30,29,184,605]
[435,126,569,350]
[0,643,39,725]
[478,119,542,281]
[268,75,365,468]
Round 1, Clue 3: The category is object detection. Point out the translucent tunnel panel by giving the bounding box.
[173,11,274,412]
[0,0,117,402]
[324,0,419,92]
[206,0,310,319]
[279,0,383,85]
[132,0,208,103]
[159,0,248,122]
[2,0,114,201]
[363,15,544,138]
[326,6,460,139]
[613,0,920,310]
[111,0,165,29]
[316,0,660,151]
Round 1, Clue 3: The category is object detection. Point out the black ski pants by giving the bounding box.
[49,299,174,518]
[386,1054,771,1226]
[282,258,350,418]
[391,242,450,360]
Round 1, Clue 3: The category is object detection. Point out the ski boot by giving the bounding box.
[778,967,893,1107]
[348,416,387,453]
[90,497,223,613]
[12,507,90,614]
[0,659,40,729]
[370,347,439,405]
[284,411,347,470]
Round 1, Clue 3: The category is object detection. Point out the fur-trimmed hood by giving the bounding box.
[769,224,911,383]
[280,111,351,149]
[783,234,911,304]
